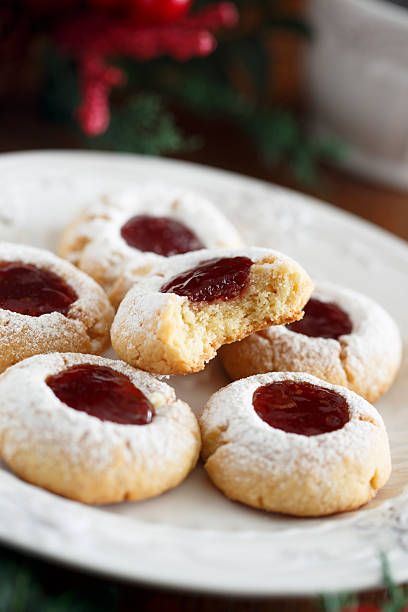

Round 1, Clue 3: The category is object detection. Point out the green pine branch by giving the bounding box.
[157,68,345,185]
[0,546,119,612]
[90,94,192,156]
[322,553,408,612]
[41,1,345,185]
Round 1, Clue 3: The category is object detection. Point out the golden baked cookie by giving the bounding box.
[199,372,391,516]
[0,353,201,504]
[111,247,313,375]
[220,282,402,403]
[0,242,114,372]
[58,185,243,302]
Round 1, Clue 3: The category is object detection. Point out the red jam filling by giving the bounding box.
[287,297,352,339]
[0,262,77,317]
[46,364,154,425]
[120,215,204,256]
[160,256,253,303]
[253,380,349,436]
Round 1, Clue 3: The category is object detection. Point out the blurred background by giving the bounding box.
[1,0,408,241]
[1,1,408,610]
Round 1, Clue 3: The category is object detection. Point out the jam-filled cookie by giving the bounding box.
[220,282,402,403]
[0,353,201,504]
[199,372,391,516]
[111,247,313,375]
[0,242,114,372]
[58,186,243,302]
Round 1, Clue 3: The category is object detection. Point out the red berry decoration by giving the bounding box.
[56,0,238,135]
[130,0,192,24]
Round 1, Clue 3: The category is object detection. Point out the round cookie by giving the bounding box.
[0,353,201,504]
[0,242,114,372]
[111,247,313,375]
[220,282,402,403]
[199,372,391,516]
[58,185,243,302]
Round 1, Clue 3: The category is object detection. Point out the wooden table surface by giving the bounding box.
[0,109,407,611]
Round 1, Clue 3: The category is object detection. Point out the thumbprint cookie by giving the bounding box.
[220,282,402,403]
[58,186,243,302]
[0,242,114,372]
[199,372,391,516]
[0,353,201,504]
[110,247,313,375]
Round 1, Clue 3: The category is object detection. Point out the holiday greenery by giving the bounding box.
[0,546,407,612]
[0,545,119,612]
[322,556,408,612]
[55,0,238,135]
[4,0,344,182]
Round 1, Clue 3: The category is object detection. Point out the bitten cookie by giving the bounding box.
[0,353,201,504]
[0,242,114,372]
[111,247,313,375]
[58,185,243,303]
[220,282,402,403]
[199,372,391,516]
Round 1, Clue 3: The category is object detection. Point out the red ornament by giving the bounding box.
[77,54,126,136]
[130,0,192,24]
[55,2,239,135]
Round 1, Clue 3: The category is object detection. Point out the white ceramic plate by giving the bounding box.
[0,150,407,596]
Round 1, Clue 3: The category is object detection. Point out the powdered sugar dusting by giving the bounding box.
[251,282,402,400]
[60,184,244,292]
[0,353,198,471]
[0,241,114,358]
[112,245,311,345]
[0,152,406,590]
[200,371,388,477]
[0,240,99,295]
